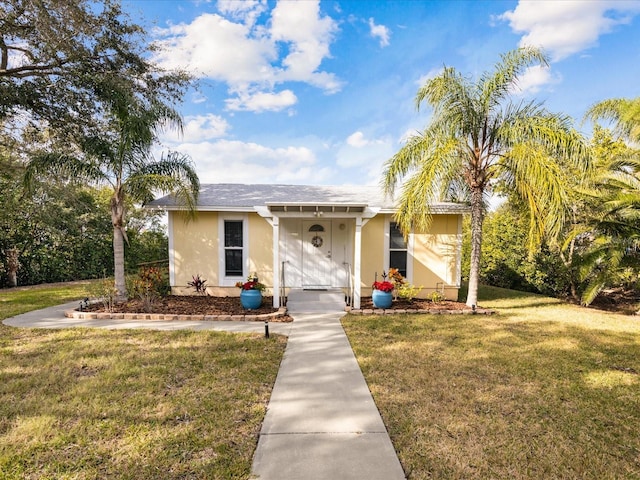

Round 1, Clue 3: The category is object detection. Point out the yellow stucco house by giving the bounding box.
[149,183,468,309]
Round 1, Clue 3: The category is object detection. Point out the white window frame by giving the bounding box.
[218,214,249,286]
[384,216,413,282]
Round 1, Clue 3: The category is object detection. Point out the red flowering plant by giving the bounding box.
[235,272,266,292]
[372,280,394,292]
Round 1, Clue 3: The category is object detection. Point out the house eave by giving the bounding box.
[148,204,470,215]
[146,205,256,213]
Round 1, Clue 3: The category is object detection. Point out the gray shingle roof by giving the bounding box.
[147,183,470,214]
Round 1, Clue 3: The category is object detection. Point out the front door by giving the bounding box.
[302,221,332,288]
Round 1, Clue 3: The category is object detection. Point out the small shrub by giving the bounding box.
[88,277,118,312]
[127,267,168,312]
[430,291,445,303]
[188,274,208,295]
[397,283,423,301]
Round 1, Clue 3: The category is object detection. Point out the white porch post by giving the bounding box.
[167,212,175,289]
[272,216,280,308]
[354,216,363,309]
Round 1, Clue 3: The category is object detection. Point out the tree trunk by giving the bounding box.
[111,194,127,302]
[466,188,484,307]
[6,247,19,288]
[113,224,127,301]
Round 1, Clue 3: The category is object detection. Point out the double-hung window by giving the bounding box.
[389,221,408,277]
[224,220,244,277]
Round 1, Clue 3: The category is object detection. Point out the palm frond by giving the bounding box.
[578,240,626,305]
[384,125,465,234]
[23,152,109,193]
[479,46,548,109]
[586,97,640,143]
[125,150,199,210]
[498,144,570,248]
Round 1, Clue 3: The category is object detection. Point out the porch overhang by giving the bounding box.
[265,202,368,217]
[256,203,379,310]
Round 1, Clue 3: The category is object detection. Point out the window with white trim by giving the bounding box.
[389,222,407,277]
[224,220,243,277]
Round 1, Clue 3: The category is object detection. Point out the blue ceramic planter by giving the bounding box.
[240,289,262,309]
[372,290,393,309]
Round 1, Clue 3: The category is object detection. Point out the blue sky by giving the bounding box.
[123,0,640,186]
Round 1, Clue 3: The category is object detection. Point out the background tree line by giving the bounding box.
[1,0,198,294]
[0,155,168,286]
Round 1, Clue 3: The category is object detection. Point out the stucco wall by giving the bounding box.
[169,210,461,300]
[170,211,274,296]
[360,215,386,289]
[412,214,461,300]
[359,214,461,300]
[170,211,219,294]
[248,213,274,288]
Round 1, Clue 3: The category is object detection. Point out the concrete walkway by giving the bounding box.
[2,301,293,335]
[251,290,406,479]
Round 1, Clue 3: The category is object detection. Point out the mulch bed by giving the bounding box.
[358,297,471,311]
[83,294,477,320]
[85,295,293,322]
[588,288,640,315]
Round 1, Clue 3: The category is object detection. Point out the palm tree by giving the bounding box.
[24,92,199,301]
[569,157,640,305]
[383,47,588,307]
[570,99,640,305]
[586,98,640,144]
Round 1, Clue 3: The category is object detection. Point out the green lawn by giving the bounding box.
[343,285,640,479]
[4,283,640,479]
[0,281,94,320]
[0,284,286,479]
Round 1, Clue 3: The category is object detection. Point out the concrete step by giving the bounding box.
[286,289,346,313]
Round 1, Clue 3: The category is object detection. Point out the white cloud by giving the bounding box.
[499,0,640,61]
[166,139,332,184]
[191,91,208,104]
[346,131,368,148]
[153,0,342,112]
[162,114,230,143]
[337,131,393,183]
[368,18,391,47]
[510,65,562,95]
[216,0,267,27]
[271,1,341,90]
[154,14,276,84]
[225,89,297,112]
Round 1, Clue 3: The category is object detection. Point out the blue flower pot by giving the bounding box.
[240,289,262,309]
[372,290,393,309]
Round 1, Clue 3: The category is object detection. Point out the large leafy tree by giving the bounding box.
[462,203,572,296]
[383,47,588,307]
[25,92,199,300]
[0,151,113,287]
[3,0,198,298]
[0,0,188,137]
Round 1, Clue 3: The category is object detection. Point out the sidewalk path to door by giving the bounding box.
[251,292,406,480]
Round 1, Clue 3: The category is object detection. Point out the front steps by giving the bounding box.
[286,289,346,314]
